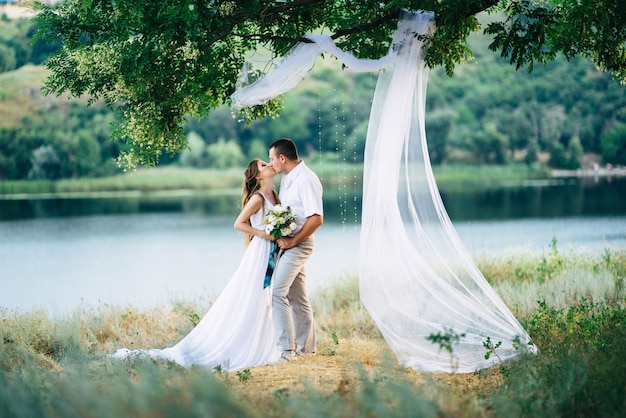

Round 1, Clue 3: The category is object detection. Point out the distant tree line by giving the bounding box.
[0,101,121,180]
[424,33,626,169]
[182,38,626,171]
[0,14,59,73]
[0,14,625,180]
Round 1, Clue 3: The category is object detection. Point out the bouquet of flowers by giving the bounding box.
[264,205,297,238]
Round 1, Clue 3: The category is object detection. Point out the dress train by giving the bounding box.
[111,197,282,371]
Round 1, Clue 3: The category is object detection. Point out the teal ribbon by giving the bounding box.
[264,241,278,289]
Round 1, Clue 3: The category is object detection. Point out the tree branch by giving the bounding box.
[466,0,500,16]
[225,0,501,47]
[331,9,401,40]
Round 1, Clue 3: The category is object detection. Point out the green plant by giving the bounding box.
[536,236,564,282]
[427,328,466,354]
[427,328,466,371]
[324,331,340,356]
[236,368,252,382]
[495,298,626,417]
[188,313,200,326]
[482,336,503,361]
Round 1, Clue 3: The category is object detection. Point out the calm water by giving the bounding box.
[1,177,625,315]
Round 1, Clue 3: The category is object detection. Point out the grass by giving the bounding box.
[477,241,626,316]
[0,161,548,197]
[430,163,552,191]
[1,247,626,417]
[0,166,245,197]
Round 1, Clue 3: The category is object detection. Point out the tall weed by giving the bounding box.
[479,246,626,316]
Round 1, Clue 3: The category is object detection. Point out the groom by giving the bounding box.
[268,138,323,361]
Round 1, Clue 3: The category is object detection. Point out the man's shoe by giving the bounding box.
[280,351,298,362]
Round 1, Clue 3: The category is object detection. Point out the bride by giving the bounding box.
[111,159,283,371]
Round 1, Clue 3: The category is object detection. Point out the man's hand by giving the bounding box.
[276,237,296,250]
[276,214,323,250]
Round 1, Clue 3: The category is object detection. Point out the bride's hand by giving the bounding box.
[263,232,275,242]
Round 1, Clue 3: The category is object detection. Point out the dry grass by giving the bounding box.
[77,279,510,415]
[6,278,504,410]
[2,249,625,417]
[226,337,394,395]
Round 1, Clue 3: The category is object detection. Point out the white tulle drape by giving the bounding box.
[231,10,536,373]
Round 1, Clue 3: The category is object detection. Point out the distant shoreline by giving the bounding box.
[0,164,624,198]
[552,167,626,178]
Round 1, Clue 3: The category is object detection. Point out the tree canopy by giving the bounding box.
[34,0,626,169]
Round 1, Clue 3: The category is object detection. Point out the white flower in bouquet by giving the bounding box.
[264,205,297,238]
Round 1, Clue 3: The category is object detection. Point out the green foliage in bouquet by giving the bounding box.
[264,205,297,238]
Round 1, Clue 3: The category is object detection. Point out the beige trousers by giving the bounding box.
[271,236,316,353]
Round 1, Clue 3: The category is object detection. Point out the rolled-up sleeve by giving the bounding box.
[279,162,323,233]
[300,177,323,218]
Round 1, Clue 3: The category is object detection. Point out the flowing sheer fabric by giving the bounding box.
[231,10,536,373]
[111,196,282,371]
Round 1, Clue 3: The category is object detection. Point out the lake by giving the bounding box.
[1,176,625,315]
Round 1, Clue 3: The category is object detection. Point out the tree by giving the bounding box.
[28,144,61,180]
[601,123,626,165]
[471,122,509,164]
[548,141,568,168]
[426,109,453,164]
[524,138,539,165]
[567,136,583,169]
[0,43,16,73]
[179,131,208,167]
[205,138,245,169]
[34,0,626,169]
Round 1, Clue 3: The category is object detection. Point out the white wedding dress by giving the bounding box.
[111,194,282,371]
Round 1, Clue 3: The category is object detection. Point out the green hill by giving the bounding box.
[0,65,52,129]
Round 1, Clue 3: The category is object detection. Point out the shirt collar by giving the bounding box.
[283,161,304,186]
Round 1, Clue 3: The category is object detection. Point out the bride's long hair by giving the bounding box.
[242,158,262,208]
[241,159,277,245]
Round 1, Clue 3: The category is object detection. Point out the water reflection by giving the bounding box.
[0,193,243,221]
[441,177,626,221]
[0,177,624,221]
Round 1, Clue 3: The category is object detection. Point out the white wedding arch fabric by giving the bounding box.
[232,10,536,373]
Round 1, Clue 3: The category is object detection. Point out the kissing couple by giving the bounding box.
[111,138,324,370]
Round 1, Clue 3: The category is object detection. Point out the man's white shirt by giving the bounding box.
[278,161,323,234]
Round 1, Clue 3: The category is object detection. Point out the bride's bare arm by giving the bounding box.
[234,194,275,241]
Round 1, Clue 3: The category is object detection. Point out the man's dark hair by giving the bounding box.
[269,138,299,161]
